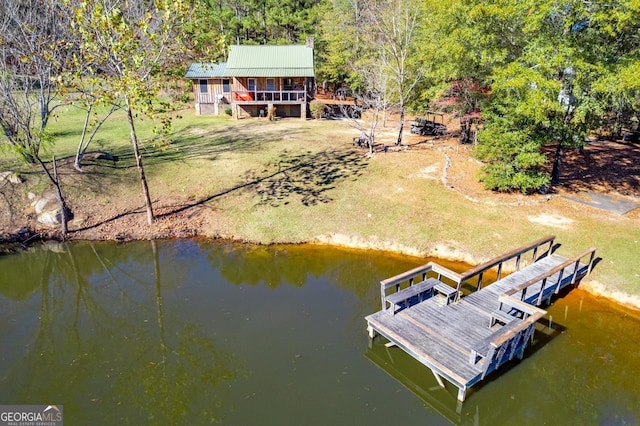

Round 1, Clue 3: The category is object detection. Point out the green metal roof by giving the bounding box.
[185,62,227,78]
[223,45,314,78]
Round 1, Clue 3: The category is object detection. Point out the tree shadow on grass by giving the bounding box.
[158,148,368,217]
[40,121,369,231]
[103,121,308,169]
[60,146,368,233]
[37,121,312,204]
[246,149,368,207]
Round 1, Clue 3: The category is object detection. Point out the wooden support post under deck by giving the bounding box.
[457,386,467,402]
[367,325,376,340]
[431,369,446,389]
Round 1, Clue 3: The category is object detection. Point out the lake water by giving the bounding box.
[0,240,638,425]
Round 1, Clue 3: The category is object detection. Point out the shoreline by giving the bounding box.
[5,224,639,313]
[1,116,637,314]
[313,233,640,313]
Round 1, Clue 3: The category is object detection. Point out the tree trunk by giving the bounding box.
[74,104,117,172]
[51,156,68,236]
[368,110,378,156]
[551,144,563,185]
[74,105,92,171]
[396,107,405,146]
[36,155,68,236]
[261,0,267,45]
[125,99,154,225]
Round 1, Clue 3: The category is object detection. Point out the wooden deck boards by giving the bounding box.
[398,315,490,357]
[366,310,483,385]
[407,302,495,342]
[480,255,565,294]
[366,243,596,403]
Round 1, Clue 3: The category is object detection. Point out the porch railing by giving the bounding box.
[196,92,227,104]
[232,90,307,103]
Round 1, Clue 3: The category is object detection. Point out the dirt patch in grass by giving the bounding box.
[526,213,574,229]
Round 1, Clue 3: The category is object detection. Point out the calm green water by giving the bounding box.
[0,240,638,425]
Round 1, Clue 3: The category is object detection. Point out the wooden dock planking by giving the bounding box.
[365,238,597,403]
[366,311,483,385]
[481,255,566,293]
[398,314,489,358]
[407,302,495,343]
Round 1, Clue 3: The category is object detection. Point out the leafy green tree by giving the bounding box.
[474,0,639,192]
[589,1,640,138]
[266,0,321,43]
[199,0,322,47]
[68,0,192,225]
[316,0,365,87]
[475,63,559,193]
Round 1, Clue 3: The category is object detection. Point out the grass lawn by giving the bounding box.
[2,104,639,307]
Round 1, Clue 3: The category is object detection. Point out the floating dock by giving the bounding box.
[365,236,596,403]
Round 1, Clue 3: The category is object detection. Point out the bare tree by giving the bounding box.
[0,0,75,235]
[342,67,391,156]
[360,0,424,146]
[327,0,423,147]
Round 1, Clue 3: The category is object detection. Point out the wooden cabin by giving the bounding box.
[185,62,230,115]
[185,42,315,119]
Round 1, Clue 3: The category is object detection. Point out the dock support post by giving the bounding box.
[457,386,467,402]
[430,369,445,389]
[367,325,376,349]
[367,325,377,340]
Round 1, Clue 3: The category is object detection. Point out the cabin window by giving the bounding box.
[248,78,256,91]
[283,78,294,90]
[222,79,231,93]
[266,78,276,91]
[199,79,208,93]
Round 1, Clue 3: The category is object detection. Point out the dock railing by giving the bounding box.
[457,235,556,292]
[379,262,462,311]
[472,246,596,377]
[379,235,558,311]
[502,247,597,306]
[474,301,546,379]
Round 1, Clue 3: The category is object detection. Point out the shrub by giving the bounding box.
[479,162,550,194]
[224,108,232,116]
[309,100,325,120]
